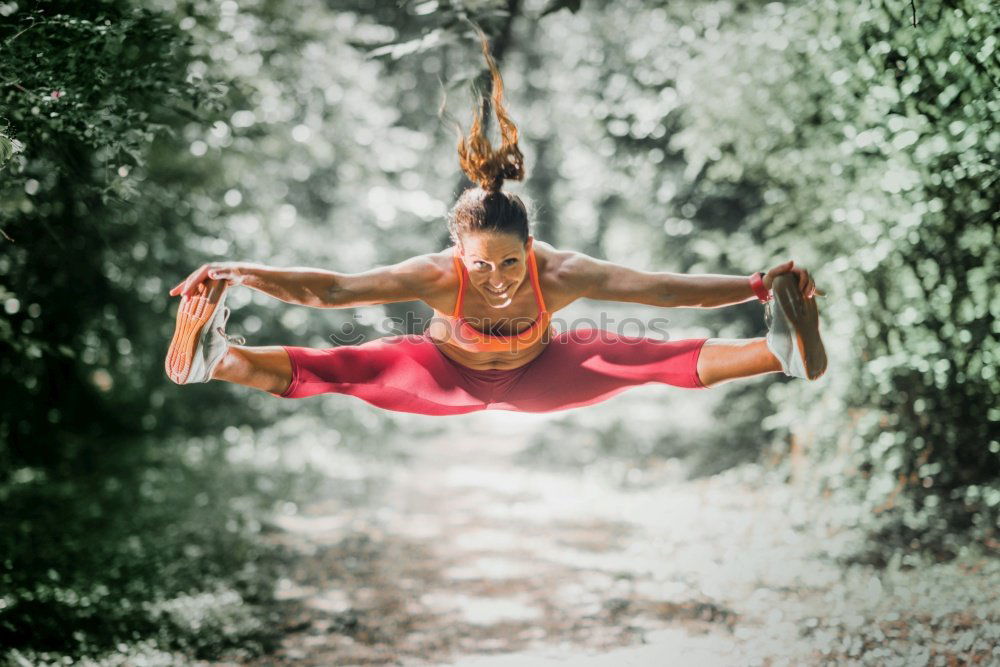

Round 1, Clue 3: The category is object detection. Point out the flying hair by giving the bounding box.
[455,27,525,194]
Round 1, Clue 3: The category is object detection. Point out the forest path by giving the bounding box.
[251,411,839,666]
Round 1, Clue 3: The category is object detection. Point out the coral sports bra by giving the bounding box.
[437,245,554,353]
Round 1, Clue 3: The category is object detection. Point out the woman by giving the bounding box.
[165,39,826,415]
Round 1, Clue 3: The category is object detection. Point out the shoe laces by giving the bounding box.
[764,301,774,329]
[216,307,246,346]
[218,329,246,346]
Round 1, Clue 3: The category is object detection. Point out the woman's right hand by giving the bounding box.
[169,261,248,298]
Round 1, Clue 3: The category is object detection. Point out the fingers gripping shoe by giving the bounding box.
[165,279,245,385]
[765,274,827,380]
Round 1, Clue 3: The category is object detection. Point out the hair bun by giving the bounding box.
[455,30,525,193]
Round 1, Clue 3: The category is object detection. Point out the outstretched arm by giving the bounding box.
[169,255,445,308]
[566,253,817,308]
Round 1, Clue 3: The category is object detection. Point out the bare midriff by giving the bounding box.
[429,331,550,370]
[426,246,554,371]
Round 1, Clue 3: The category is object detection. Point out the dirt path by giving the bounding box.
[244,408,862,666]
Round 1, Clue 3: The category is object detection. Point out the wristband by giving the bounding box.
[749,271,771,303]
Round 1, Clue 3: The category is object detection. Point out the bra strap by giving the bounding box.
[527,247,547,313]
[451,247,465,318]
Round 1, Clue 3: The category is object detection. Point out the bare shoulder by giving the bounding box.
[402,248,458,296]
[534,242,600,282]
[404,249,451,274]
[532,241,599,303]
[392,248,447,278]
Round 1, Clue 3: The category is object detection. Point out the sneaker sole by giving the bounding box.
[772,274,827,380]
[165,279,227,384]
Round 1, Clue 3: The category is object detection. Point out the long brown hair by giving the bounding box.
[448,28,529,246]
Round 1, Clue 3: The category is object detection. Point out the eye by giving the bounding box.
[503,258,517,266]
[473,261,489,270]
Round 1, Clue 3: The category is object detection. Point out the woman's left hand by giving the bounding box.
[763,260,820,298]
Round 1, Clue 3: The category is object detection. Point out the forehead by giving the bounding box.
[459,232,525,259]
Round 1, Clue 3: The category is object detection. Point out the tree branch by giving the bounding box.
[2,17,42,44]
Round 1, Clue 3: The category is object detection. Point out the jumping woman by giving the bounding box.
[165,38,826,414]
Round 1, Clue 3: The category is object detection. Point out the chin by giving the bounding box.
[479,289,514,308]
[478,282,518,305]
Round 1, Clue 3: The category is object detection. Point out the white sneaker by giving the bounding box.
[165,279,245,385]
[765,274,827,380]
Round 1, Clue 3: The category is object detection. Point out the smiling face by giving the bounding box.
[457,231,534,309]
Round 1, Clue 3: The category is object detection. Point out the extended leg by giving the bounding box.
[496,330,785,413]
[498,330,709,412]
[695,337,782,387]
[224,335,488,415]
[211,345,293,395]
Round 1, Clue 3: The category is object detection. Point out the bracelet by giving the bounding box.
[749,271,771,303]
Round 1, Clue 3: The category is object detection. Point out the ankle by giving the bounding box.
[209,346,238,381]
[758,339,784,374]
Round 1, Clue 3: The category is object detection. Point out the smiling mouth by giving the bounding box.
[484,285,509,296]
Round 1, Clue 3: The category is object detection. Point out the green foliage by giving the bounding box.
[510,0,997,555]
[633,0,1000,554]
[0,130,22,166]
[0,0,226,468]
[0,5,220,164]
[1,0,997,660]
[0,432,317,660]
[796,552,1000,664]
[0,1,421,659]
[835,0,1000,555]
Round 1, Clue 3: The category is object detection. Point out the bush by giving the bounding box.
[658,0,999,554]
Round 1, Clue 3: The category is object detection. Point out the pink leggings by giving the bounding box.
[277,330,707,415]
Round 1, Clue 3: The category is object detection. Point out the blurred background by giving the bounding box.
[1,0,997,664]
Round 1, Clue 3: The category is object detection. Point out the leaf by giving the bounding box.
[0,133,23,167]
[0,133,12,166]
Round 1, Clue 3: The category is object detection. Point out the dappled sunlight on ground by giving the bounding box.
[239,406,812,665]
[177,390,1000,666]
[155,365,994,667]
